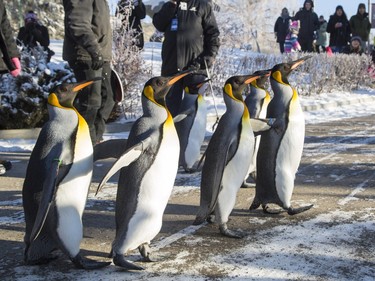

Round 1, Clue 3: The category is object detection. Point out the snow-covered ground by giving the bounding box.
[1,41,375,280]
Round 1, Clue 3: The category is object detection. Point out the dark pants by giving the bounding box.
[279,41,285,53]
[70,61,115,145]
[300,38,314,52]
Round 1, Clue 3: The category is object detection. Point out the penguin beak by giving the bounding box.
[72,77,102,92]
[290,56,311,70]
[244,70,270,84]
[167,70,192,86]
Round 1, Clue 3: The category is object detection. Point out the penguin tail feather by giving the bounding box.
[113,254,144,270]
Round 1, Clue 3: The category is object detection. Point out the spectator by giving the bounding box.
[274,7,292,53]
[343,36,364,55]
[63,0,115,145]
[117,0,146,50]
[315,15,329,53]
[327,5,351,53]
[284,20,301,53]
[17,11,54,62]
[349,3,371,53]
[152,0,220,116]
[0,1,22,175]
[293,0,319,52]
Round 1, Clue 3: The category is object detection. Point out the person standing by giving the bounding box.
[349,3,371,53]
[152,0,220,116]
[315,15,329,53]
[0,1,22,175]
[293,0,319,52]
[327,5,351,54]
[117,0,146,50]
[274,7,292,53]
[63,0,115,145]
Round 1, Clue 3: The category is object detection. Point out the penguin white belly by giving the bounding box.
[185,97,207,169]
[216,119,254,224]
[275,101,305,208]
[121,126,179,253]
[55,125,93,257]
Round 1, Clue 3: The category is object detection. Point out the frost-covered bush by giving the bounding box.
[213,50,373,97]
[0,46,74,129]
[112,3,151,119]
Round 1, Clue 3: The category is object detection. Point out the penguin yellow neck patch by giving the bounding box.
[224,83,236,100]
[272,71,288,86]
[48,93,67,109]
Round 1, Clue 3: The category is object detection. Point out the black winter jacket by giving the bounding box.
[0,2,19,74]
[274,16,292,43]
[62,0,112,62]
[153,0,220,76]
[17,23,50,49]
[293,8,319,42]
[327,14,351,47]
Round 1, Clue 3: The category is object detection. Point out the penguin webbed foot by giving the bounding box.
[287,204,314,215]
[71,254,111,270]
[262,204,284,214]
[113,253,144,270]
[219,224,246,239]
[138,243,156,262]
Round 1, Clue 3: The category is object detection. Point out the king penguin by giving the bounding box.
[174,73,208,172]
[96,71,191,270]
[193,72,273,238]
[22,78,110,269]
[250,57,314,215]
[242,70,272,186]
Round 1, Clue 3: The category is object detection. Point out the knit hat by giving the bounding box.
[289,20,300,31]
[351,36,362,43]
[336,5,343,12]
[24,11,38,24]
[358,3,366,10]
[304,0,314,8]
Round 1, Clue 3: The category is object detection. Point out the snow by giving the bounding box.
[1,41,375,280]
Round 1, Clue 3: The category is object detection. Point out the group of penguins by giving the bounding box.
[21,56,313,270]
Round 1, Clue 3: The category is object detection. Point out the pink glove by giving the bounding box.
[10,57,21,77]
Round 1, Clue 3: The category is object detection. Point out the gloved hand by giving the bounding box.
[10,57,21,77]
[91,53,104,70]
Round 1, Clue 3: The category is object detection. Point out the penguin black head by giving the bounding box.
[182,73,209,95]
[271,56,311,85]
[143,71,192,106]
[48,77,102,108]
[252,70,271,89]
[224,71,269,101]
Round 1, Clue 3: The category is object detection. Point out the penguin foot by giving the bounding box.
[113,254,144,270]
[262,204,284,214]
[138,244,154,262]
[219,224,246,239]
[207,214,215,223]
[71,255,111,270]
[287,204,314,215]
[249,198,261,210]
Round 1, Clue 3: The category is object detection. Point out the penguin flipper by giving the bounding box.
[71,254,111,269]
[29,159,64,242]
[95,137,152,195]
[250,118,275,134]
[173,107,195,123]
[93,139,128,161]
[113,254,144,270]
